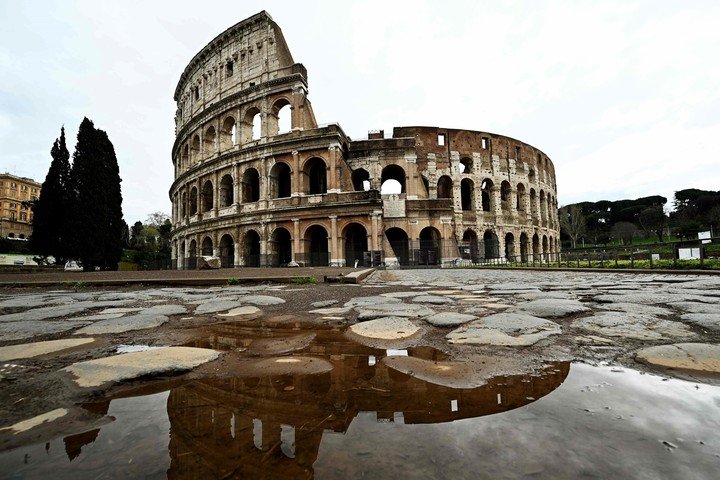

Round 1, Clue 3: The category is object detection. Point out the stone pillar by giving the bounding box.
[291,151,301,196]
[233,241,241,267]
[233,163,240,205]
[292,219,301,263]
[171,242,177,269]
[213,171,219,214]
[329,215,340,266]
[370,213,379,251]
[328,145,339,193]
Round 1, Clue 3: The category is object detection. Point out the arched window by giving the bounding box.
[269,162,291,198]
[244,230,261,267]
[271,98,292,135]
[381,165,406,194]
[437,176,453,199]
[352,168,370,192]
[191,135,200,164]
[516,183,526,212]
[189,186,198,215]
[343,223,368,267]
[385,227,409,266]
[461,178,474,211]
[419,227,442,265]
[201,180,213,212]
[203,126,216,158]
[305,158,327,195]
[459,157,473,174]
[219,174,233,207]
[481,179,494,212]
[181,144,189,171]
[305,225,329,266]
[530,188,538,218]
[461,229,479,261]
[540,190,547,221]
[270,227,292,266]
[483,230,499,259]
[219,234,234,267]
[500,181,511,211]
[519,232,528,262]
[244,107,261,142]
[242,168,260,202]
[505,232,515,261]
[221,116,236,150]
[180,191,187,217]
[201,237,213,257]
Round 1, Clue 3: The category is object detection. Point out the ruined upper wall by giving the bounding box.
[174,11,302,129]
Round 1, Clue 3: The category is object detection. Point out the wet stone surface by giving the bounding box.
[1,269,720,478]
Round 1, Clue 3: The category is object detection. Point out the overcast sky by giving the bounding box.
[1,0,719,224]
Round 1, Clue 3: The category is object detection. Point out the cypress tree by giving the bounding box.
[68,118,124,271]
[31,127,71,263]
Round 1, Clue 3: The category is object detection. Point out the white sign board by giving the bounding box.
[698,231,711,244]
[678,248,700,260]
[651,254,660,261]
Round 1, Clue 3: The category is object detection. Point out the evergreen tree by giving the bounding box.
[31,127,71,263]
[67,118,124,271]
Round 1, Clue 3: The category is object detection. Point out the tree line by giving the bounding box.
[31,118,124,271]
[560,189,720,248]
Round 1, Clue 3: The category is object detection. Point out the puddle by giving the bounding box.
[115,344,163,354]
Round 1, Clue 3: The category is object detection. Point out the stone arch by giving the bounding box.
[219,233,234,268]
[421,175,430,197]
[270,97,292,135]
[269,162,292,199]
[385,227,409,266]
[461,228,479,261]
[219,174,234,207]
[481,179,494,212]
[352,168,370,192]
[243,106,261,142]
[500,181,512,211]
[201,180,213,212]
[191,135,200,164]
[343,223,368,267]
[304,157,327,195]
[530,188,538,218]
[542,235,549,256]
[189,186,198,215]
[244,230,261,267]
[504,232,515,261]
[532,233,540,261]
[419,226,442,265]
[181,144,189,171]
[528,168,536,183]
[270,227,292,266]
[519,232,529,263]
[188,239,198,267]
[516,183,527,212]
[437,176,453,199]
[203,125,216,158]
[380,164,406,194]
[220,116,236,150]
[459,157,473,174]
[201,236,213,257]
[540,190,547,222]
[483,230,499,259]
[461,178,474,211]
[242,168,260,203]
[304,224,329,266]
[180,191,187,217]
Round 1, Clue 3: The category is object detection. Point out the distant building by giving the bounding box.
[0,173,41,240]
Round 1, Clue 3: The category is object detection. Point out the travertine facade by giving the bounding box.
[169,11,560,268]
[0,173,41,241]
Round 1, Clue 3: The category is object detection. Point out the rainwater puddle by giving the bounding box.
[2,351,720,478]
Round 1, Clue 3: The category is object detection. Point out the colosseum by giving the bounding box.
[169,11,560,269]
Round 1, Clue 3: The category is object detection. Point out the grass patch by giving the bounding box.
[291,276,317,284]
[227,278,240,285]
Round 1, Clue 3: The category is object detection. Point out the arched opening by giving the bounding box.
[181,144,189,171]
[305,225,329,266]
[270,227,292,266]
[219,174,233,207]
[385,227,409,266]
[191,135,200,164]
[519,232,528,263]
[243,107,261,143]
[540,190,547,222]
[188,239,197,269]
[180,191,187,217]
[481,179,493,212]
[201,237,213,257]
[219,234,234,268]
[352,168,370,192]
[201,180,213,212]
[505,232,515,261]
[516,183,526,212]
[221,116,236,150]
[380,165,405,194]
[418,226,442,265]
[530,189,538,218]
[203,126,216,158]
[242,168,260,203]
[483,230,499,259]
[252,113,261,140]
[549,235,555,254]
[461,229,479,262]
[461,178,474,211]
[179,240,185,268]
[344,223,368,267]
[19,234,25,239]
[189,187,198,215]
[244,230,261,267]
[532,233,540,262]
[269,162,291,199]
[421,176,430,197]
[500,181,512,211]
[542,235,549,257]
[437,176,453,199]
[528,168,536,183]
[305,157,327,195]
[459,157,473,174]
[273,99,292,135]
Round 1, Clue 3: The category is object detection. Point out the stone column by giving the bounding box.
[370,213,379,251]
[291,151,301,196]
[233,163,240,205]
[327,145,339,193]
[329,215,340,266]
[213,171,219,215]
[292,219,301,263]
[234,240,241,267]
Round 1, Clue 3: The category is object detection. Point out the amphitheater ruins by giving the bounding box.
[169,11,560,268]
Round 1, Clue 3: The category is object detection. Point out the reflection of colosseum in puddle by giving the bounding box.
[161,328,570,479]
[170,11,560,269]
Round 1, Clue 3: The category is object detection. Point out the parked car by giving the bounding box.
[13,258,25,265]
[64,260,83,272]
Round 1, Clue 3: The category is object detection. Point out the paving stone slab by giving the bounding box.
[446,313,561,346]
[680,313,720,331]
[311,300,337,308]
[0,320,92,342]
[217,306,262,318]
[235,295,286,306]
[345,296,402,308]
[424,312,478,327]
[635,343,720,374]
[356,303,435,320]
[194,300,240,315]
[0,338,95,361]
[62,347,220,387]
[412,295,454,305]
[669,302,720,314]
[595,303,674,316]
[73,305,186,335]
[514,299,591,318]
[348,317,422,341]
[574,312,695,341]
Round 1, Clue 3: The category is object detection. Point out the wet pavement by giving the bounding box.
[1,268,720,478]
